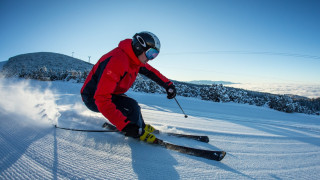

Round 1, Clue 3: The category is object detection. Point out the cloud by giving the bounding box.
[226,83,320,98]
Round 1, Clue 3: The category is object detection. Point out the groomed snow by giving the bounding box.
[1,78,320,179]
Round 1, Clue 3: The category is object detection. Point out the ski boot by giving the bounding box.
[140,130,157,143]
[144,124,160,134]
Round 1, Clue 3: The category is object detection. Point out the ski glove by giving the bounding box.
[166,84,176,99]
[121,122,143,138]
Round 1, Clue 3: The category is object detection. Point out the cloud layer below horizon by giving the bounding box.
[226,83,320,99]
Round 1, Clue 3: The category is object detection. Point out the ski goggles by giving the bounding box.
[145,48,159,60]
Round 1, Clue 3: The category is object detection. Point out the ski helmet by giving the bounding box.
[132,31,161,60]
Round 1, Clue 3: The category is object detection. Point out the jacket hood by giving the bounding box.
[118,39,141,66]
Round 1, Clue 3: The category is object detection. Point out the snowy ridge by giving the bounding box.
[1,79,320,179]
[133,77,320,115]
[1,52,92,81]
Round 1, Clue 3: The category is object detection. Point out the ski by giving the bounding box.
[102,122,209,143]
[154,138,226,161]
[102,122,225,161]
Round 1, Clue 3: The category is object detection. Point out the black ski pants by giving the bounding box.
[84,94,145,128]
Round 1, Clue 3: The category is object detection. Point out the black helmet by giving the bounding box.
[132,31,161,60]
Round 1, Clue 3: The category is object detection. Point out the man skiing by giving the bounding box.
[81,31,176,143]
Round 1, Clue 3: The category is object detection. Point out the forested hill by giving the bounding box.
[1,52,92,81]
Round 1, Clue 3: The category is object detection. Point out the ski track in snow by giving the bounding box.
[1,78,320,179]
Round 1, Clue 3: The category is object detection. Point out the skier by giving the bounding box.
[81,31,176,143]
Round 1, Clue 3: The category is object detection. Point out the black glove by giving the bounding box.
[121,123,143,138]
[166,84,176,99]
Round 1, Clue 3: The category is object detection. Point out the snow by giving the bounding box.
[1,78,320,179]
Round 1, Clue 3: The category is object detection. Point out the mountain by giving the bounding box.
[0,60,7,71]
[187,80,237,85]
[1,52,93,81]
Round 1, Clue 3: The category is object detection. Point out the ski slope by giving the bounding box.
[1,78,320,179]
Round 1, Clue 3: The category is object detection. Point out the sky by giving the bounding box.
[1,0,320,88]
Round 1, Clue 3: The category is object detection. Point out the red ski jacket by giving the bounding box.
[81,39,172,130]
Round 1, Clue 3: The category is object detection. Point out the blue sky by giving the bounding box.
[1,0,319,86]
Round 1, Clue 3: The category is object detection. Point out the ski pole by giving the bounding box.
[54,125,118,132]
[174,97,188,118]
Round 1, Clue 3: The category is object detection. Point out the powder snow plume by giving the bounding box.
[0,78,60,127]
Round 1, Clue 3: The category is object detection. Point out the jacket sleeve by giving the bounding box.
[94,58,129,131]
[139,63,173,89]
